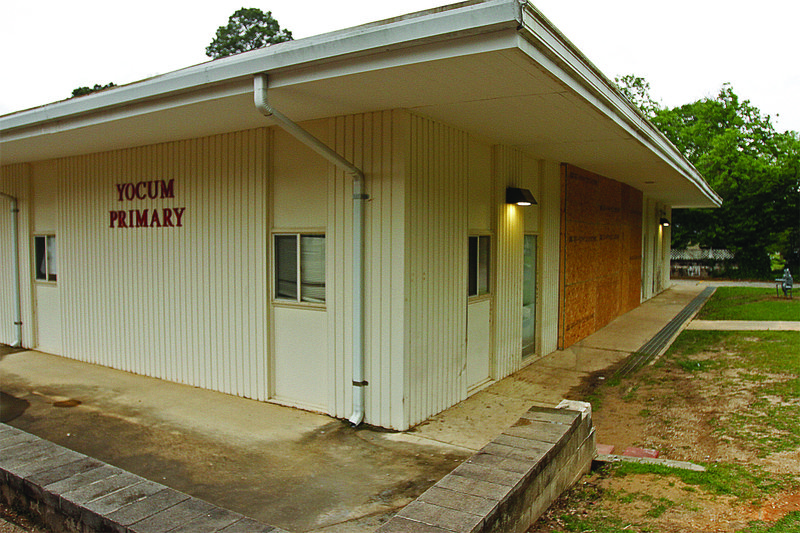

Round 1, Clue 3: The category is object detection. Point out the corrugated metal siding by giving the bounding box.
[492,146,525,378]
[406,114,468,428]
[329,111,407,429]
[538,160,561,356]
[0,164,33,348]
[56,129,270,401]
[641,197,656,300]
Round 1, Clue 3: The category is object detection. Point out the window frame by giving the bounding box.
[272,231,327,308]
[468,234,491,300]
[34,234,58,284]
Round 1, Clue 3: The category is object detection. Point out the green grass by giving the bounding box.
[612,462,794,502]
[666,330,800,456]
[697,287,800,321]
[742,512,800,532]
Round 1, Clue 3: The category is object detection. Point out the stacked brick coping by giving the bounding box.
[378,401,596,533]
[0,423,287,533]
[1,401,594,533]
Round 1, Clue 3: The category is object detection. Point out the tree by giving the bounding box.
[615,75,661,118]
[206,8,292,59]
[649,84,800,278]
[71,83,116,98]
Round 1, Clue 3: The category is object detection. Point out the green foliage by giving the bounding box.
[206,8,292,59]
[70,83,116,98]
[651,85,800,278]
[616,76,800,278]
[615,75,661,118]
[697,287,800,321]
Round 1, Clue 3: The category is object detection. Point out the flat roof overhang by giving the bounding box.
[0,0,720,208]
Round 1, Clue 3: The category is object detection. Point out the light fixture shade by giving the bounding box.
[506,187,537,206]
[660,217,670,227]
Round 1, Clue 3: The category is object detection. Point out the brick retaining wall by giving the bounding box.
[377,402,595,533]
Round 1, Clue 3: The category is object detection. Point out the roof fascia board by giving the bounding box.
[1,0,522,135]
[518,4,721,207]
[1,80,254,145]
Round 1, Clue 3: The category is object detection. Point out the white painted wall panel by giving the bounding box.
[468,139,493,232]
[406,114,468,428]
[54,129,270,401]
[273,122,328,229]
[273,306,328,410]
[641,197,658,300]
[492,146,525,378]
[466,298,491,390]
[0,164,34,348]
[328,111,407,429]
[31,160,62,354]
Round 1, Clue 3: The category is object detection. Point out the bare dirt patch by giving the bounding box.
[530,331,800,532]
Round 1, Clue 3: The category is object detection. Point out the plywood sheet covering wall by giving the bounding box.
[560,165,642,348]
[328,111,407,429]
[0,164,33,348]
[56,129,270,400]
[406,114,468,428]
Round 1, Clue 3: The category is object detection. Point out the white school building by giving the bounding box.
[0,0,720,430]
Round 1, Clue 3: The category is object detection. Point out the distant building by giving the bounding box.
[670,247,735,278]
[0,0,720,430]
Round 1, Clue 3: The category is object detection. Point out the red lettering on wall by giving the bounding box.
[174,207,185,227]
[124,184,135,201]
[111,180,183,229]
[160,179,175,199]
[134,209,149,227]
[147,181,159,199]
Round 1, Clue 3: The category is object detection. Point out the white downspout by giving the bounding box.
[254,74,368,426]
[0,192,22,348]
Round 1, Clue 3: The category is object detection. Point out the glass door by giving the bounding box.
[522,234,537,357]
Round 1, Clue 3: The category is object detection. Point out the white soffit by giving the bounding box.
[0,0,720,208]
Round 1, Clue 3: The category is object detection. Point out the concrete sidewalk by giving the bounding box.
[0,282,707,532]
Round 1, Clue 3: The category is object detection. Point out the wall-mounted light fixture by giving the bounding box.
[506,187,537,206]
[660,217,670,227]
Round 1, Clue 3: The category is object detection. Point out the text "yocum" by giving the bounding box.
[116,180,175,202]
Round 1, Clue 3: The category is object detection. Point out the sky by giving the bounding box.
[1,0,798,132]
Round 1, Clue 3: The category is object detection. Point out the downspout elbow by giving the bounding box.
[253,74,276,118]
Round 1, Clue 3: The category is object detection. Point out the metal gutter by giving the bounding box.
[1,0,520,136]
